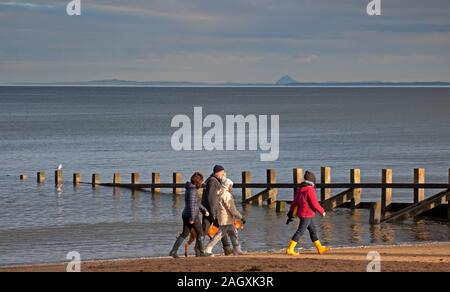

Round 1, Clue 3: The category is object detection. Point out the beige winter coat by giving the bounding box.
[214,189,242,226]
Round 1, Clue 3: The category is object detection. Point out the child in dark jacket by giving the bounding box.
[286,171,330,256]
[169,172,209,258]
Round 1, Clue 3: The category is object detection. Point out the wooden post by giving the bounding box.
[267,169,277,207]
[350,169,361,208]
[448,169,450,221]
[267,169,276,188]
[381,169,392,218]
[321,167,331,201]
[92,174,100,188]
[37,172,46,183]
[152,172,161,193]
[73,173,81,185]
[293,168,303,196]
[414,168,425,203]
[20,174,28,181]
[276,201,287,213]
[131,173,141,185]
[173,172,182,195]
[448,202,450,222]
[113,172,121,185]
[55,170,63,186]
[242,171,252,202]
[252,195,263,206]
[370,201,382,225]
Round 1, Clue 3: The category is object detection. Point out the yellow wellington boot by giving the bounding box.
[286,240,300,256]
[314,240,330,255]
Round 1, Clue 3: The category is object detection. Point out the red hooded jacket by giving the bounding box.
[290,185,325,218]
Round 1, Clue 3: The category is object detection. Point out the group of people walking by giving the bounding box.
[169,165,330,258]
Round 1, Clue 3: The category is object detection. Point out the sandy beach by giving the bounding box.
[1,243,449,272]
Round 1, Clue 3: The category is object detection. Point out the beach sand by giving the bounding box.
[1,243,449,272]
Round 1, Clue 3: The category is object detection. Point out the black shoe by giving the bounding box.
[224,246,233,256]
[195,237,206,257]
[169,236,185,259]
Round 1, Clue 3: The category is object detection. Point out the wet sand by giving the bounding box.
[1,243,449,272]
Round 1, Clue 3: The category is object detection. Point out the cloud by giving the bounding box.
[0,1,38,8]
[1,0,450,82]
[85,1,230,24]
[0,1,54,10]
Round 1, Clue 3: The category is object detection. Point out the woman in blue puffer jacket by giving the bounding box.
[169,172,209,258]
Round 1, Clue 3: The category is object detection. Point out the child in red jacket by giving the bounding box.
[286,171,330,256]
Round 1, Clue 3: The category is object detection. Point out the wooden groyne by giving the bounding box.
[30,167,450,225]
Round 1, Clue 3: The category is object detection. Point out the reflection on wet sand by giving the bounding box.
[262,209,281,251]
[350,209,364,244]
[131,189,141,220]
[112,187,122,220]
[172,193,182,218]
[412,220,432,241]
[113,187,121,204]
[320,218,334,245]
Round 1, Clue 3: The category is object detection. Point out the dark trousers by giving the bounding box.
[203,215,231,248]
[180,216,203,240]
[292,217,319,243]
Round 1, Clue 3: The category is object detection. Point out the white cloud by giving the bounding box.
[1,0,450,82]
[86,2,229,24]
[0,1,53,9]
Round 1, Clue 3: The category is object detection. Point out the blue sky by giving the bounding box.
[1,0,450,83]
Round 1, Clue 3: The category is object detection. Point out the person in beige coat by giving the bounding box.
[205,178,246,256]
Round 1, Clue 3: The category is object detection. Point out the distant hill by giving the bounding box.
[276,75,298,85]
[3,78,450,87]
[49,79,210,86]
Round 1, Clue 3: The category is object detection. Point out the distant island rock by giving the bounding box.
[276,75,299,85]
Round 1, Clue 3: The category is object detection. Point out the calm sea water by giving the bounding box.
[0,86,449,265]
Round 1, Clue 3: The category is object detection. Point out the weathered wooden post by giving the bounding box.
[414,168,425,203]
[113,172,121,185]
[55,170,63,186]
[20,174,28,181]
[242,171,252,202]
[276,201,287,213]
[252,195,263,206]
[131,173,141,185]
[92,173,100,188]
[173,172,182,195]
[293,168,303,196]
[370,201,382,225]
[37,171,46,183]
[73,173,81,185]
[267,169,277,208]
[381,169,393,218]
[321,167,331,201]
[448,169,450,221]
[350,169,361,208]
[152,172,161,193]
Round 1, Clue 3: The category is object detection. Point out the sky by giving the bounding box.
[0,0,450,83]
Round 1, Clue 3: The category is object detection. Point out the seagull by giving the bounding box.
[56,164,63,171]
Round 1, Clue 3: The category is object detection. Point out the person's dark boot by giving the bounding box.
[223,245,234,256]
[169,236,185,259]
[196,238,207,257]
[221,236,233,256]
[194,246,201,257]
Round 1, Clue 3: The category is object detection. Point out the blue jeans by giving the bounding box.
[292,218,319,243]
